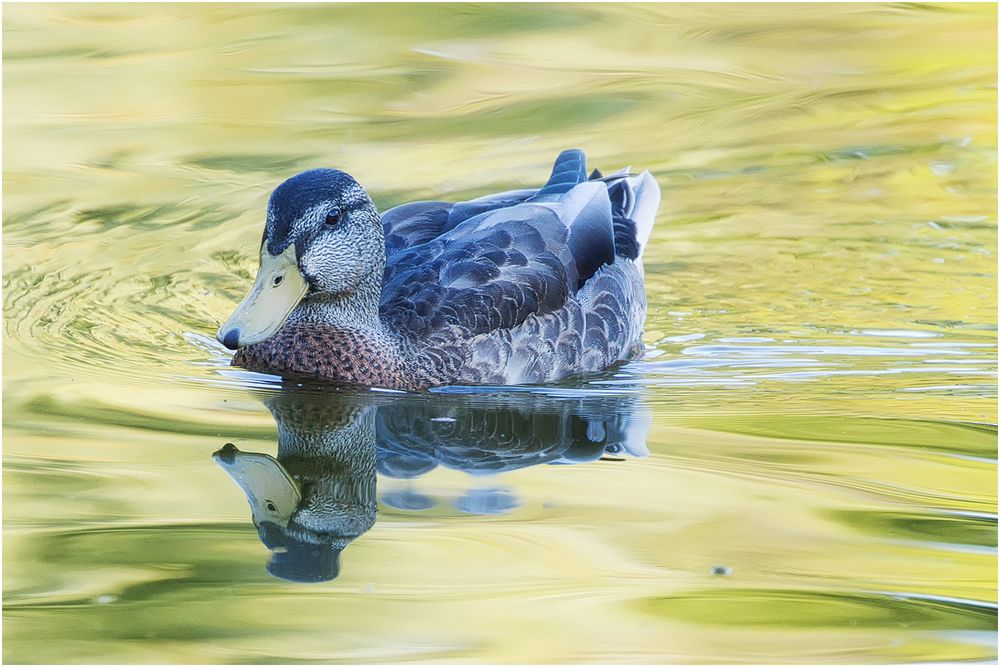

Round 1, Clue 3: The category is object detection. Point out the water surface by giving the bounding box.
[3,3,997,663]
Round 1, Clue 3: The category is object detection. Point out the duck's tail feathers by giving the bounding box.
[605,170,660,259]
[534,150,659,258]
[629,171,659,256]
[533,149,587,199]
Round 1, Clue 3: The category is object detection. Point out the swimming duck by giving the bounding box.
[216,149,660,390]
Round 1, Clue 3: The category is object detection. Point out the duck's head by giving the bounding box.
[217,169,383,350]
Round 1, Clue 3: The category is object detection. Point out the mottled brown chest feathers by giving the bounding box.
[232,322,426,390]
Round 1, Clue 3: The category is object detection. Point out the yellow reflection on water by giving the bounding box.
[3,2,996,664]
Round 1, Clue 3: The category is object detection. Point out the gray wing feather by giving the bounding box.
[381,182,617,345]
[457,259,646,385]
[381,188,539,258]
[381,201,452,258]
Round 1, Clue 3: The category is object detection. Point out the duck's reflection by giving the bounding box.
[215,387,651,583]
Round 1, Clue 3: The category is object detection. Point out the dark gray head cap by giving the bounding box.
[265,168,365,256]
[258,520,343,583]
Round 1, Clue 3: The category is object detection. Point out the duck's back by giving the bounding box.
[379,149,660,386]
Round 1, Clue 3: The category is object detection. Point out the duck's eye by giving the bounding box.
[324,209,342,227]
[272,275,283,287]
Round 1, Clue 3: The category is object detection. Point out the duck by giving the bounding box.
[216,149,660,390]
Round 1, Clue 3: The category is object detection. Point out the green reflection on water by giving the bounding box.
[638,589,996,629]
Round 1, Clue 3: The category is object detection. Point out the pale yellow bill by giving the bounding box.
[217,243,307,349]
[213,443,302,526]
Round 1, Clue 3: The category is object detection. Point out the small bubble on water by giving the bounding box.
[95,595,116,604]
[710,565,733,576]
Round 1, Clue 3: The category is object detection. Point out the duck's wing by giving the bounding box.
[380,150,618,341]
[381,189,537,259]
[380,201,452,259]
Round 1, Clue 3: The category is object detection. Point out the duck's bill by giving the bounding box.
[213,443,302,526]
[216,244,307,350]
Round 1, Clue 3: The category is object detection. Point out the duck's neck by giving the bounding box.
[289,268,385,335]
